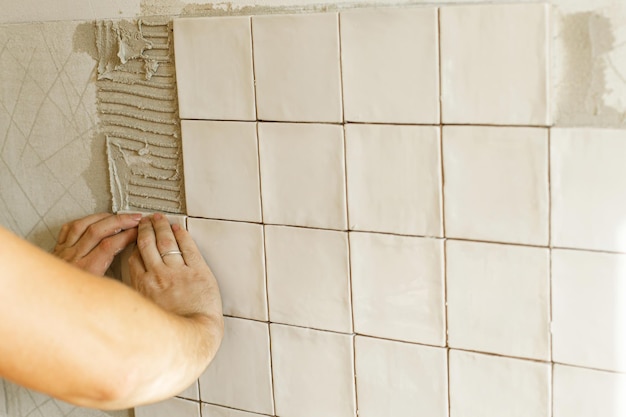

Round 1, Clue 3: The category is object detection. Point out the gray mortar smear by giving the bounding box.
[96,18,185,214]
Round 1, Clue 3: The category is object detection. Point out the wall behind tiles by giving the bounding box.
[0,0,625,417]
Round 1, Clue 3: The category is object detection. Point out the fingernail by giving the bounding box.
[172,224,180,232]
[114,228,122,234]
[140,217,149,224]
[131,214,142,221]
[153,213,163,220]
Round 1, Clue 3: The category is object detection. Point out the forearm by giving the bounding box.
[0,227,223,409]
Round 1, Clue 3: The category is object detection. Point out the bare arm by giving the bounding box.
[0,214,223,409]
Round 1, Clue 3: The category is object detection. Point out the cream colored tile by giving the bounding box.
[177,380,199,401]
[265,225,351,333]
[182,121,261,223]
[271,324,355,417]
[340,8,439,124]
[174,17,255,120]
[551,128,626,252]
[447,240,550,360]
[350,232,445,346]
[449,350,551,417]
[258,123,347,229]
[345,124,442,236]
[200,317,274,415]
[203,404,269,417]
[187,218,267,321]
[443,126,549,245]
[554,365,626,417]
[552,249,626,372]
[252,13,342,122]
[355,336,448,417]
[135,398,199,417]
[440,4,550,125]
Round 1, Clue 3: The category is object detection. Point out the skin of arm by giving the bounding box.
[0,214,223,410]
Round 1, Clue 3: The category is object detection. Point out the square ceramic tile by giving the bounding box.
[135,398,199,417]
[203,403,269,417]
[551,128,626,252]
[355,336,448,417]
[177,380,199,401]
[447,240,551,360]
[345,124,442,236]
[258,123,347,229]
[440,4,550,125]
[554,364,626,417]
[252,13,342,122]
[200,317,274,415]
[265,225,352,333]
[271,324,355,417]
[552,249,626,372]
[340,8,439,123]
[449,350,551,417]
[443,126,549,245]
[174,16,255,120]
[187,218,267,321]
[182,121,261,223]
[350,232,445,346]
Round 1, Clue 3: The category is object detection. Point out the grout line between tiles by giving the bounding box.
[547,128,554,417]
[551,361,626,375]
[187,218,626,256]
[337,12,346,125]
[261,225,278,415]
[447,347,452,417]
[450,346,553,365]
[250,16,259,122]
[201,400,274,417]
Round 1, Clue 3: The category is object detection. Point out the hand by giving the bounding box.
[53,213,142,276]
[128,214,222,321]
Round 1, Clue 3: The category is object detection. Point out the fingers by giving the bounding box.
[58,213,110,246]
[173,223,204,268]
[128,246,146,290]
[152,213,185,267]
[136,216,161,269]
[82,228,139,275]
[72,213,143,258]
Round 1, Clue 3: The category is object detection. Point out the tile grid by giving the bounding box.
[173,7,625,417]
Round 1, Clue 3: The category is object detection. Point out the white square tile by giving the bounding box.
[551,128,626,252]
[252,13,342,122]
[200,317,274,415]
[182,121,261,223]
[350,232,445,346]
[203,403,268,417]
[443,126,549,245]
[135,398,199,417]
[271,324,355,417]
[440,4,550,125]
[177,380,199,401]
[355,336,448,417]
[554,364,626,417]
[187,218,267,321]
[447,240,551,360]
[449,350,551,417]
[265,225,352,333]
[552,249,626,372]
[340,7,439,124]
[345,124,442,236]
[258,122,347,229]
[174,16,255,120]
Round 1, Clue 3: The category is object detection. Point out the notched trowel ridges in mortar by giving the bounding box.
[96,18,185,214]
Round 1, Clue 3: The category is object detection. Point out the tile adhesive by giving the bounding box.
[95,18,185,214]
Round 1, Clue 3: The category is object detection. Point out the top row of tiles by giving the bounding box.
[173,4,550,126]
